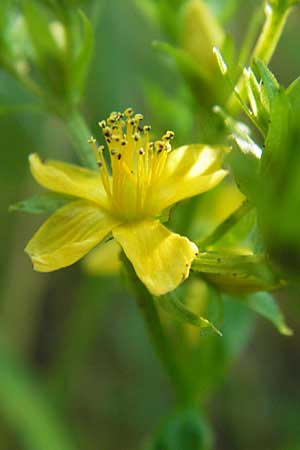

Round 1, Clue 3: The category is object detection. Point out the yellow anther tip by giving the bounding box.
[124,107,133,117]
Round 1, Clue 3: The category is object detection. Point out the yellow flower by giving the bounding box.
[25,109,228,295]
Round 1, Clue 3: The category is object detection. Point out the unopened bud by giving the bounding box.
[182,0,225,75]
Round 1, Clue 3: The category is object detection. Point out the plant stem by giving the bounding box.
[227,2,292,113]
[62,110,98,169]
[196,200,252,249]
[121,253,192,407]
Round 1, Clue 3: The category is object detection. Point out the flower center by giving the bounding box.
[88,108,174,221]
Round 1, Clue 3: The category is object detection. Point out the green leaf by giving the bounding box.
[261,89,291,178]
[245,292,293,335]
[22,0,65,98]
[227,142,261,204]
[213,106,261,203]
[0,341,76,450]
[10,192,74,214]
[69,10,93,101]
[147,409,212,450]
[156,292,222,336]
[253,58,280,110]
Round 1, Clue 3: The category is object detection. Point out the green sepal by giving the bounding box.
[155,292,222,336]
[192,251,283,295]
[245,291,293,336]
[10,192,75,214]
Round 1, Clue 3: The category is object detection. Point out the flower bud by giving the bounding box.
[182,0,225,77]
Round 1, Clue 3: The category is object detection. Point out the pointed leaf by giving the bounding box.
[156,292,222,336]
[10,192,74,214]
[245,292,293,335]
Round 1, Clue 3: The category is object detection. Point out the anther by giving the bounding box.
[117,153,122,160]
[98,120,106,128]
[139,149,145,155]
[121,139,127,146]
[163,130,175,141]
[88,137,96,144]
[144,125,151,132]
[97,161,103,167]
[133,133,140,142]
[103,127,112,138]
[124,107,133,117]
[135,113,144,121]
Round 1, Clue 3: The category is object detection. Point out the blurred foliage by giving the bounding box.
[1,0,300,450]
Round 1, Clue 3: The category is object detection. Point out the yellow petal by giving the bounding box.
[29,154,108,207]
[113,219,198,296]
[164,144,227,178]
[83,239,121,276]
[157,144,228,210]
[25,200,119,272]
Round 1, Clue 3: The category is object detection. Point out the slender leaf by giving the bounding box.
[245,292,293,335]
[10,192,74,214]
[156,292,222,336]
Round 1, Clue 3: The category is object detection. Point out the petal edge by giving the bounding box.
[113,219,198,296]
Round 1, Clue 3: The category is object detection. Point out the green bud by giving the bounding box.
[192,252,283,295]
[182,0,225,77]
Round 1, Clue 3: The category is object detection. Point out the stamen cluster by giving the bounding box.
[88,108,175,220]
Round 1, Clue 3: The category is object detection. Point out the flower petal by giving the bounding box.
[29,154,108,207]
[113,219,198,296]
[25,200,119,272]
[164,144,227,178]
[157,144,228,210]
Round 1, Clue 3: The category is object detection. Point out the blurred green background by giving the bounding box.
[1,0,300,449]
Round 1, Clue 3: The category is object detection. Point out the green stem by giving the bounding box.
[197,200,252,249]
[63,110,98,169]
[121,253,193,407]
[227,2,292,113]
